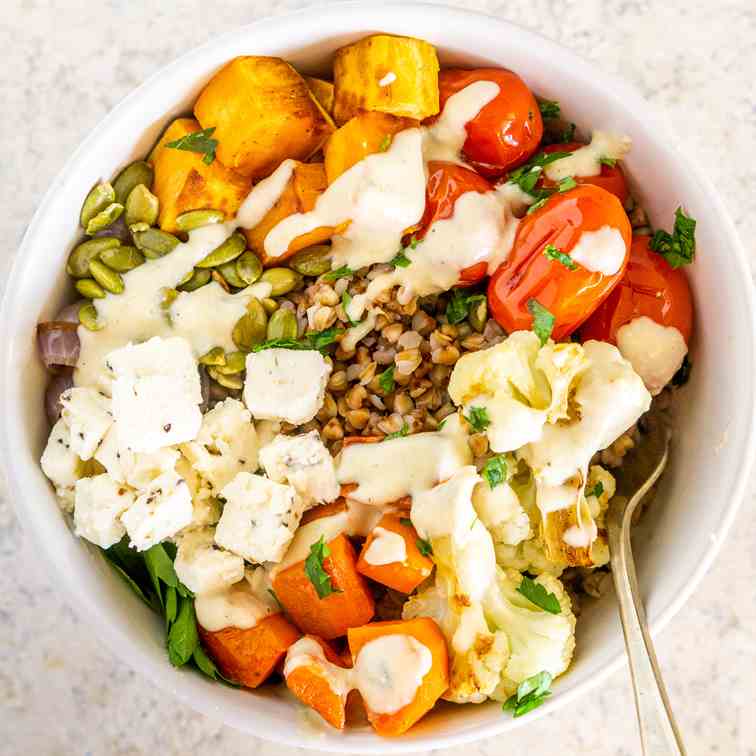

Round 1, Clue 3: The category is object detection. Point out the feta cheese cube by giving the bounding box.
[175,454,221,527]
[180,398,259,492]
[215,472,303,563]
[243,349,331,425]
[259,431,339,506]
[60,387,113,460]
[74,474,135,548]
[120,471,193,551]
[174,527,245,595]
[94,426,131,483]
[40,419,81,511]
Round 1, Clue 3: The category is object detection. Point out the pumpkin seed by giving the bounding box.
[178,268,212,292]
[78,302,103,330]
[113,161,154,204]
[99,245,144,272]
[260,267,302,296]
[232,299,267,351]
[214,351,246,375]
[85,202,124,235]
[266,308,298,341]
[216,260,243,289]
[469,298,488,333]
[212,270,231,293]
[89,259,124,294]
[196,232,246,269]
[261,297,279,314]
[66,237,120,278]
[124,184,159,227]
[199,347,226,367]
[75,278,106,299]
[175,209,225,232]
[236,251,263,286]
[161,287,178,309]
[208,366,243,390]
[289,245,332,277]
[129,221,150,233]
[133,228,180,258]
[80,182,115,228]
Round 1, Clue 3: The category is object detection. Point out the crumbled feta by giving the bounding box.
[180,398,258,492]
[73,474,135,548]
[107,336,202,453]
[40,419,81,511]
[259,431,339,506]
[60,387,113,460]
[243,349,331,425]
[174,527,245,595]
[215,472,303,563]
[175,454,221,527]
[120,471,193,551]
[94,427,131,483]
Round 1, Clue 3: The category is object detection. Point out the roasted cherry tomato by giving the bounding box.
[417,160,493,286]
[488,184,632,340]
[580,234,693,344]
[437,68,543,177]
[539,142,629,204]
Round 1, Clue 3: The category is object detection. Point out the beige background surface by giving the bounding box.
[1,1,755,754]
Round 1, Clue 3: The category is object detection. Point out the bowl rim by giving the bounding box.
[3,2,755,752]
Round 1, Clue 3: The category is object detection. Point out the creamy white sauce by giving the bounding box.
[236,159,296,228]
[363,526,407,566]
[563,523,596,549]
[543,130,632,181]
[378,71,397,87]
[568,225,626,275]
[616,316,688,396]
[284,636,353,698]
[195,578,272,632]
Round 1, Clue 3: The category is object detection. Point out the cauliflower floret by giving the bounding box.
[473,479,531,548]
[483,567,576,699]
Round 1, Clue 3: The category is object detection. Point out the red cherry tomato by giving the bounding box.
[539,142,629,204]
[580,235,693,344]
[488,184,632,340]
[438,68,543,177]
[417,160,493,286]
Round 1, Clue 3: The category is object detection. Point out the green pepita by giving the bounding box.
[260,267,303,296]
[196,232,246,269]
[199,347,226,367]
[78,302,103,331]
[129,221,150,233]
[161,287,179,309]
[99,245,144,272]
[89,259,125,294]
[85,202,124,235]
[266,308,298,341]
[75,278,106,299]
[80,182,115,228]
[289,245,332,277]
[178,268,212,292]
[233,299,268,351]
[113,161,154,204]
[133,228,180,258]
[124,184,160,227]
[217,260,246,289]
[261,297,279,314]
[175,209,225,232]
[212,270,231,293]
[214,351,247,375]
[66,237,120,278]
[469,297,488,333]
[208,367,244,391]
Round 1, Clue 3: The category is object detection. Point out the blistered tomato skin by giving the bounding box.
[580,234,693,344]
[438,68,543,177]
[540,142,630,204]
[487,183,632,341]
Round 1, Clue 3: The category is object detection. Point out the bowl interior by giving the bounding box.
[3,3,754,753]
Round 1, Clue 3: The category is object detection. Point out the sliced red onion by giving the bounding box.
[37,321,80,368]
[93,215,132,244]
[45,369,74,425]
[55,300,87,324]
[198,365,210,413]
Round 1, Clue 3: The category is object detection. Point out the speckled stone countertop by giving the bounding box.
[2,1,755,754]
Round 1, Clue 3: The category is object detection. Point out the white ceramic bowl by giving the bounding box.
[3,3,755,752]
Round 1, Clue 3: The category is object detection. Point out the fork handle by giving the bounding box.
[609,520,687,756]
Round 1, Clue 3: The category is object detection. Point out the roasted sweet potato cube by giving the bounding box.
[305,76,335,116]
[150,118,252,232]
[194,56,335,180]
[333,34,440,125]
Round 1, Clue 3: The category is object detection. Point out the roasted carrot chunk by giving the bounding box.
[273,534,374,639]
[347,618,449,736]
[357,513,434,593]
[198,613,301,689]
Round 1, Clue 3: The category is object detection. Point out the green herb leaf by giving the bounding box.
[164,585,178,628]
[561,122,576,143]
[251,327,344,354]
[192,645,241,687]
[446,290,485,325]
[482,455,508,489]
[385,422,409,440]
[543,244,577,270]
[526,196,550,215]
[390,250,412,268]
[103,558,156,609]
[649,207,697,268]
[464,406,490,433]
[503,671,553,717]
[400,517,413,528]
[672,355,692,387]
[527,299,555,346]
[379,365,395,393]
[517,576,561,614]
[507,150,572,197]
[305,536,340,599]
[323,265,354,282]
[599,156,617,168]
[586,481,604,499]
[416,537,433,557]
[165,127,218,165]
[379,134,392,152]
[307,327,344,351]
[342,291,359,326]
[251,337,304,352]
[538,100,561,119]
[167,596,200,667]
[557,176,577,192]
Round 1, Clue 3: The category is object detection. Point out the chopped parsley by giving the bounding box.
[599,156,617,168]
[507,150,572,197]
[516,576,561,614]
[251,327,344,353]
[378,365,395,393]
[538,100,561,119]
[446,289,485,325]
[586,481,604,499]
[165,127,218,165]
[384,422,409,440]
[526,196,550,215]
[390,250,412,268]
[527,299,555,345]
[342,291,359,326]
[503,671,553,717]
[482,455,508,489]
[416,537,433,557]
[304,536,340,599]
[323,265,353,282]
[378,134,392,152]
[649,207,697,268]
[543,244,577,271]
[464,406,490,433]
[400,517,413,528]
[557,176,577,192]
